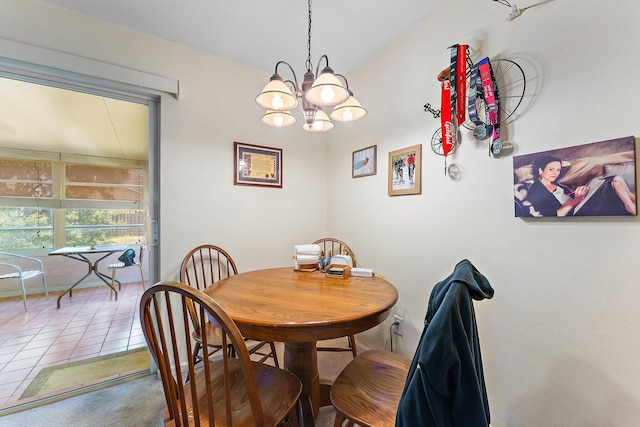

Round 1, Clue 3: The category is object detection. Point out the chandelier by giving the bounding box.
[255,0,367,133]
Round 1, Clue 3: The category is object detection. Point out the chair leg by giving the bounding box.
[41,274,49,299]
[285,402,299,427]
[19,278,27,313]
[192,342,202,365]
[333,411,348,427]
[348,335,358,357]
[269,341,280,367]
[110,269,117,300]
[139,265,145,290]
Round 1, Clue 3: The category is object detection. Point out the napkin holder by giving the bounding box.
[325,264,351,279]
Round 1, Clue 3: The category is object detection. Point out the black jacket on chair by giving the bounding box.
[396,259,494,427]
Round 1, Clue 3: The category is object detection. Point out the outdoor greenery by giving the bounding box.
[0,208,52,250]
[0,207,145,250]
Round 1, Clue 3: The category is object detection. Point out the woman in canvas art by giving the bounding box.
[525,155,589,216]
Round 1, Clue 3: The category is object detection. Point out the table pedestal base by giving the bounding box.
[284,342,321,427]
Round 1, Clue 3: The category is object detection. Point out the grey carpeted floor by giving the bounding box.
[0,340,352,426]
[0,374,166,427]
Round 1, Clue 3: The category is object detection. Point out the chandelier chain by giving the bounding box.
[306,0,313,71]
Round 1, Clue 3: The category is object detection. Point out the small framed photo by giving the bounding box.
[234,141,282,188]
[352,145,377,178]
[388,144,422,196]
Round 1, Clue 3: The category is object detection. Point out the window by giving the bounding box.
[0,149,147,250]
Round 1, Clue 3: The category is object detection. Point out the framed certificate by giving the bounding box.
[234,141,283,188]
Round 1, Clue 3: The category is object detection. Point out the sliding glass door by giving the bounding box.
[0,70,160,408]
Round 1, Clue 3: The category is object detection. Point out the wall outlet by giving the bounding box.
[393,315,403,336]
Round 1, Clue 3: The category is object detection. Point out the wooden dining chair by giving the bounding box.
[330,349,411,427]
[108,245,147,299]
[312,238,359,357]
[180,244,279,367]
[140,281,302,427]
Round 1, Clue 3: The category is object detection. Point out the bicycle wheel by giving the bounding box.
[463,58,526,130]
[431,127,458,156]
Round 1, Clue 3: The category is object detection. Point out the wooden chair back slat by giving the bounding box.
[142,281,287,426]
[181,245,238,291]
[312,238,357,267]
[179,244,279,368]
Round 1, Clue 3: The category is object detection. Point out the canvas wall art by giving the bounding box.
[513,136,636,217]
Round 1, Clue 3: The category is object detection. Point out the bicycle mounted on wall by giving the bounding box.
[423,44,527,177]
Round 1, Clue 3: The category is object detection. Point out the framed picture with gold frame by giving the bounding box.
[388,144,421,196]
[234,141,282,188]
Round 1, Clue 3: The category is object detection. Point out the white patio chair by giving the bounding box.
[0,252,49,312]
[108,245,147,299]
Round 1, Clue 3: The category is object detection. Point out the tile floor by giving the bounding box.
[0,282,147,407]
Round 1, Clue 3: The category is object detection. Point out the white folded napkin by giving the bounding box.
[294,244,322,256]
[294,244,321,268]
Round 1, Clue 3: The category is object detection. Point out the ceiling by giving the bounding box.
[0,77,149,161]
[40,0,448,75]
[0,0,447,161]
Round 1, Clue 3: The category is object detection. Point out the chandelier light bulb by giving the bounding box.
[320,86,335,103]
[272,94,284,110]
[256,75,298,111]
[330,92,367,122]
[261,110,296,128]
[303,108,334,132]
[306,68,349,107]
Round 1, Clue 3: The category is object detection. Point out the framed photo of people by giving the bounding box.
[388,144,422,196]
[513,136,636,217]
[234,141,283,188]
[352,145,377,178]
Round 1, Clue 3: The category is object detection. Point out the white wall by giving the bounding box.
[2,0,639,425]
[0,0,327,286]
[328,0,640,425]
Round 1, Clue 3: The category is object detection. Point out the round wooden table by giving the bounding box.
[204,267,398,426]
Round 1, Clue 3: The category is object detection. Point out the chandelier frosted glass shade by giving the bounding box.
[255,77,298,111]
[302,109,334,133]
[261,110,296,127]
[306,68,350,107]
[330,93,367,122]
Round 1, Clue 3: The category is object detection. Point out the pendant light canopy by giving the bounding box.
[255,0,366,132]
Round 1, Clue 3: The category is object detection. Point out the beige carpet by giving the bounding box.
[20,347,150,400]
